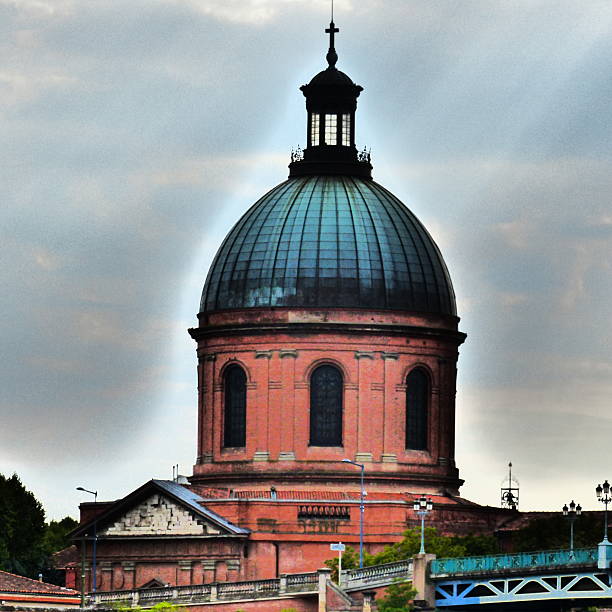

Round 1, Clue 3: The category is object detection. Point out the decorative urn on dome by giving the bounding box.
[189,20,465,498]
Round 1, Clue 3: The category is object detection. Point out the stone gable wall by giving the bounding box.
[100,495,221,536]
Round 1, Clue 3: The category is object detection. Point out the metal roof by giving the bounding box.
[72,480,250,537]
[201,175,456,315]
[151,480,250,535]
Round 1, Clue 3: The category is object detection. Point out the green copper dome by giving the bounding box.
[200,175,456,316]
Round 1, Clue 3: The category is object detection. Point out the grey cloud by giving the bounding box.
[2,1,612,517]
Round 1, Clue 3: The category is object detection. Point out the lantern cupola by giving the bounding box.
[289,20,372,179]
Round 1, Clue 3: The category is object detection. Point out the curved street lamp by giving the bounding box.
[413,496,433,555]
[76,487,98,593]
[562,500,581,557]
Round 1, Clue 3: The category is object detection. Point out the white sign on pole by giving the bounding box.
[330,542,345,585]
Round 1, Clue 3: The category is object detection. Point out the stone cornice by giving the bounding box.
[189,321,466,346]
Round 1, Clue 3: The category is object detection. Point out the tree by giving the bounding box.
[513,513,602,552]
[43,516,79,556]
[325,527,498,580]
[0,473,47,577]
[376,579,417,612]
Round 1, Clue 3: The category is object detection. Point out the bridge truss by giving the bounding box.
[435,569,612,607]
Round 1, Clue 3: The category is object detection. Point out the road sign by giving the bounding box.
[330,542,345,551]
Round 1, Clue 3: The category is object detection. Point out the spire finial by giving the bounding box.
[325,16,339,68]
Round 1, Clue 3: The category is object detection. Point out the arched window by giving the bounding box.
[223,365,247,448]
[310,364,343,446]
[406,368,429,450]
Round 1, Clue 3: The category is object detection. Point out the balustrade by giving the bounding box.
[431,547,598,577]
[343,559,413,589]
[286,571,318,591]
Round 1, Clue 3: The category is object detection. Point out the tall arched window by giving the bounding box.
[310,364,343,446]
[406,368,429,450]
[223,365,247,448]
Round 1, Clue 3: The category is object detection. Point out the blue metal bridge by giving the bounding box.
[431,547,612,608]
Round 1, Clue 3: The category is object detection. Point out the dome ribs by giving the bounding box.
[200,176,457,317]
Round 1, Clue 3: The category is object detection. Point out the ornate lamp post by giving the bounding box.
[77,487,98,593]
[562,500,581,557]
[596,480,612,569]
[413,496,433,555]
[342,459,365,568]
[596,481,611,540]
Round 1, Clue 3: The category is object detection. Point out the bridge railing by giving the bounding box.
[89,571,318,606]
[342,559,413,590]
[431,547,598,577]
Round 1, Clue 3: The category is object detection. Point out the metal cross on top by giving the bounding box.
[325,21,339,67]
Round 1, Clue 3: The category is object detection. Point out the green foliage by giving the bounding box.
[513,513,602,552]
[325,545,360,581]
[367,527,465,563]
[376,578,416,612]
[151,603,180,612]
[0,473,47,577]
[43,516,79,555]
[109,601,137,612]
[0,472,80,582]
[325,528,498,581]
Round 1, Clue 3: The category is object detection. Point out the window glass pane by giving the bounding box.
[310,365,343,446]
[224,365,247,447]
[406,368,428,450]
[342,114,351,146]
[324,114,337,145]
[311,113,320,146]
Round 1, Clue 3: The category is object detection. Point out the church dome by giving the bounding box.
[308,67,355,86]
[200,175,456,315]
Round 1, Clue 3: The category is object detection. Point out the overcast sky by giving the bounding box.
[2,0,612,520]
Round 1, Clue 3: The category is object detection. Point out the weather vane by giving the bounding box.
[501,461,520,510]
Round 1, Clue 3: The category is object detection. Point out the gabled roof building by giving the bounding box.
[0,569,79,608]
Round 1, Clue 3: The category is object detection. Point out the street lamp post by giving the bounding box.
[342,459,365,568]
[562,500,581,557]
[596,480,612,570]
[77,487,98,594]
[596,481,611,540]
[413,496,433,555]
